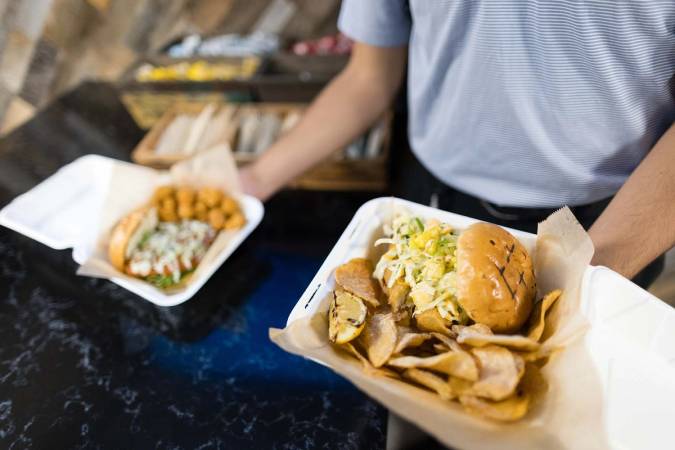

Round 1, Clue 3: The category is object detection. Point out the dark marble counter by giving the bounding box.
[0,83,389,449]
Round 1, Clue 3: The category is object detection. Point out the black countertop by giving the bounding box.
[0,82,393,449]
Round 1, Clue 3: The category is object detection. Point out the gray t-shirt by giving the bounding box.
[339,1,675,207]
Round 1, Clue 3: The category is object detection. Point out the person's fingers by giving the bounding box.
[239,165,270,201]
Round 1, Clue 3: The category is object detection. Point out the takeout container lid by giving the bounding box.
[0,154,264,306]
[284,197,675,450]
[0,154,115,250]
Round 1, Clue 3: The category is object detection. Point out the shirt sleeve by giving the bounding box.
[338,0,411,47]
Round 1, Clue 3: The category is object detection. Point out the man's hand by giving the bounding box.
[239,42,407,201]
[589,122,675,279]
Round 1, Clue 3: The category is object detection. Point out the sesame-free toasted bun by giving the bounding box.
[456,223,535,333]
[108,206,158,271]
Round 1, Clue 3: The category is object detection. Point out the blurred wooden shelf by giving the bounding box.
[130,100,390,192]
[131,101,236,168]
[289,158,388,192]
[117,53,350,128]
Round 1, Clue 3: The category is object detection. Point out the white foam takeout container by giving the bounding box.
[0,154,264,306]
[286,197,675,450]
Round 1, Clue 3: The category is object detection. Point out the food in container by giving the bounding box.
[326,213,560,421]
[108,185,245,290]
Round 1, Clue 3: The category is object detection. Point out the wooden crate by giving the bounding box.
[230,103,307,164]
[229,103,390,192]
[131,100,391,192]
[119,55,265,86]
[120,92,240,130]
[118,55,262,129]
[118,54,337,108]
[131,102,237,169]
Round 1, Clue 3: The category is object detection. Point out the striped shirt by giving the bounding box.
[339,1,675,207]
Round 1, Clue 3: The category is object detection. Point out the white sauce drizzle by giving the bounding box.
[128,220,215,283]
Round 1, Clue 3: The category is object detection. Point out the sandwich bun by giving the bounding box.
[108,206,158,271]
[456,222,535,333]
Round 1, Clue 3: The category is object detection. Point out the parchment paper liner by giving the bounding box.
[271,206,610,450]
[76,145,242,293]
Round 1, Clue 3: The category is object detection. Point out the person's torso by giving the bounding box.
[406,0,675,207]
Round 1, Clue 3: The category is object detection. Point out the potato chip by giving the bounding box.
[457,329,541,352]
[517,344,561,363]
[415,309,453,336]
[393,307,413,326]
[448,376,474,397]
[379,367,402,379]
[470,345,525,401]
[404,369,454,401]
[460,364,548,422]
[360,313,397,367]
[433,343,449,353]
[341,343,400,379]
[396,324,412,335]
[518,363,548,415]
[459,392,529,422]
[526,289,562,341]
[388,351,479,381]
[394,332,432,354]
[452,323,492,336]
[328,290,367,344]
[342,342,370,368]
[334,258,381,308]
[431,332,464,353]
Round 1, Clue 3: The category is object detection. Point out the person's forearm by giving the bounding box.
[241,45,406,200]
[589,123,675,278]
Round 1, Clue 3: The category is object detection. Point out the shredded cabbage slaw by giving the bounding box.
[373,214,468,324]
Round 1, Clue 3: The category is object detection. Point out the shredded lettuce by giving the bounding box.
[138,230,153,248]
[146,269,194,289]
[146,274,175,289]
[374,213,467,324]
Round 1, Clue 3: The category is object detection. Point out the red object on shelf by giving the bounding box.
[292,41,313,55]
[291,33,353,56]
[316,36,337,54]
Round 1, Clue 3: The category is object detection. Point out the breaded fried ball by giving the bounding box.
[176,187,195,205]
[194,201,208,220]
[153,185,174,201]
[224,212,246,230]
[208,209,226,230]
[161,197,176,213]
[220,196,239,215]
[159,207,178,222]
[198,187,223,208]
[177,203,194,220]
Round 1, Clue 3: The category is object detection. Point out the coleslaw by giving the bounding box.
[373,214,468,324]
